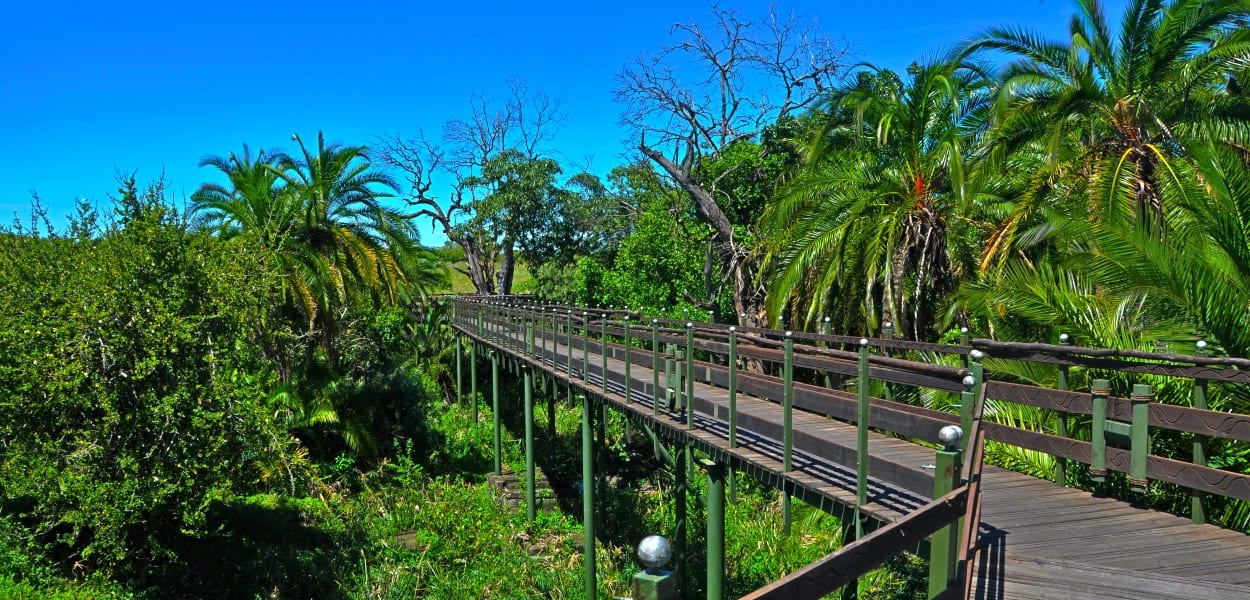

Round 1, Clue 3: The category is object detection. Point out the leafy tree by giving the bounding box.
[763,58,992,338]
[969,0,1250,266]
[616,5,850,325]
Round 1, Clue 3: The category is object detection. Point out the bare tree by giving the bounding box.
[379,78,565,294]
[616,4,850,326]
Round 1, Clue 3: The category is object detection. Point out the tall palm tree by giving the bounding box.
[970,0,1250,267]
[762,57,992,339]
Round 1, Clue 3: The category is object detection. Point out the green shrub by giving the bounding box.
[0,185,281,577]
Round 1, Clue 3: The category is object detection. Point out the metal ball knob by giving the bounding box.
[938,425,963,448]
[962,375,975,387]
[1197,340,1208,350]
[969,349,984,361]
[859,338,869,346]
[1059,333,1070,343]
[637,535,672,570]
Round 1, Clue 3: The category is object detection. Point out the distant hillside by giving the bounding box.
[435,259,533,295]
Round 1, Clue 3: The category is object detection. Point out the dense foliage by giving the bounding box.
[5,0,1250,596]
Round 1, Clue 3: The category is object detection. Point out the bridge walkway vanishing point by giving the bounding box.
[452,298,1250,600]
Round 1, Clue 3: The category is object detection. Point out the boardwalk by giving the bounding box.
[453,299,1250,599]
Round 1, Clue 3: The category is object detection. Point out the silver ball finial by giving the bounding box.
[884,321,893,329]
[859,338,869,346]
[1197,340,1208,350]
[686,322,693,328]
[729,326,736,332]
[785,331,793,337]
[652,318,659,324]
[1059,333,1070,343]
[637,535,672,571]
[960,327,969,334]
[962,375,976,387]
[938,425,963,448]
[969,349,984,361]
[824,316,831,322]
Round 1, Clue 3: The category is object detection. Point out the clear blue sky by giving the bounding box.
[1,0,1124,245]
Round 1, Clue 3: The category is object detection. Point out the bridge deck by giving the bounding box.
[460,325,1250,599]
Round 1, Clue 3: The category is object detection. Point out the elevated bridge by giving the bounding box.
[451,296,1250,599]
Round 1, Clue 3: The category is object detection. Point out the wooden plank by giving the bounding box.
[740,488,968,600]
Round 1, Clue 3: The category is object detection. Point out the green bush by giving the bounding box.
[0,185,281,577]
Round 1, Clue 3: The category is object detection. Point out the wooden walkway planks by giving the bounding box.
[461,324,1250,599]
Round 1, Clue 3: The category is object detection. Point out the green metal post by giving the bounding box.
[456,335,463,407]
[728,326,739,504]
[1130,384,1152,493]
[1055,334,1071,487]
[856,338,871,506]
[582,313,590,384]
[524,364,536,524]
[675,442,687,594]
[882,321,894,401]
[601,314,609,395]
[624,316,632,404]
[581,394,596,598]
[685,323,695,429]
[492,350,502,476]
[666,348,677,410]
[782,331,794,535]
[822,317,833,389]
[928,432,962,599]
[471,340,478,428]
[597,402,607,532]
[652,319,661,416]
[963,353,983,453]
[1193,340,1209,523]
[959,326,970,370]
[706,461,726,600]
[1090,379,1110,482]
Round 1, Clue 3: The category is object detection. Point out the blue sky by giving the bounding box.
[1,0,1124,245]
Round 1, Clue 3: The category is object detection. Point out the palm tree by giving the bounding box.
[969,0,1250,267]
[762,57,992,339]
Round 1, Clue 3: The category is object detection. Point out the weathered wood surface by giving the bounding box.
[456,320,1250,600]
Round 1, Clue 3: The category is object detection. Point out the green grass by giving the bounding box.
[438,260,534,294]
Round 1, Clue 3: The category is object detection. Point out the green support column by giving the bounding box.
[822,317,833,389]
[782,331,794,536]
[652,319,661,416]
[881,321,894,401]
[1130,384,1152,494]
[492,350,502,476]
[1055,334,1071,487]
[962,351,984,453]
[728,326,739,504]
[624,316,633,404]
[1193,340,1209,523]
[456,335,463,408]
[928,427,963,600]
[524,365,536,524]
[597,402,608,532]
[675,442,687,595]
[601,314,609,395]
[581,394,596,599]
[582,312,590,384]
[856,338,871,506]
[706,460,726,600]
[1090,379,1110,482]
[471,340,478,427]
[685,323,695,429]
